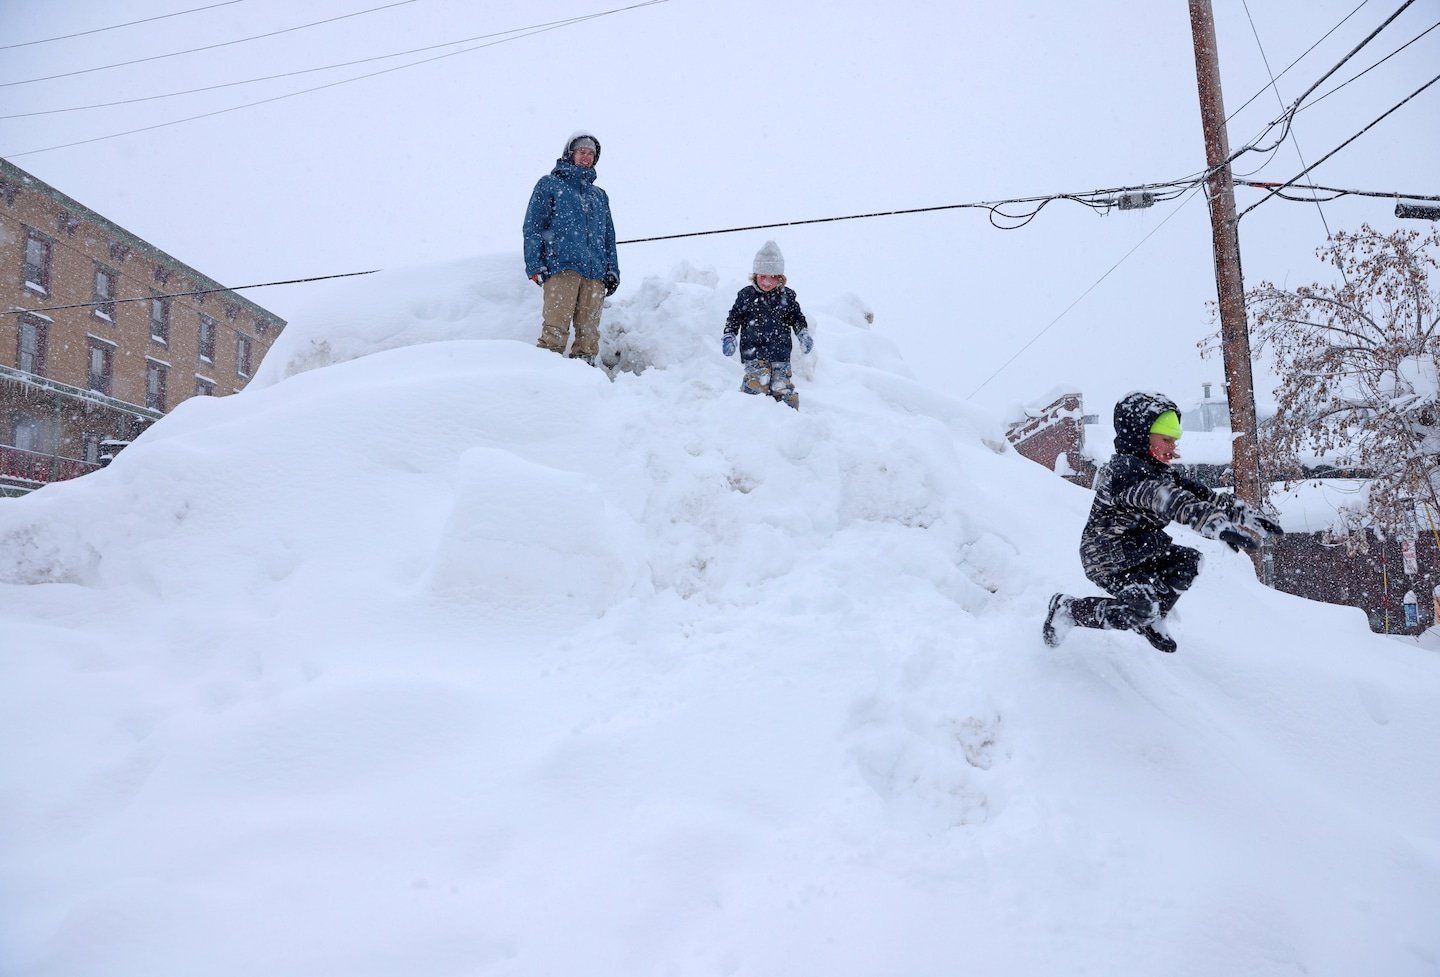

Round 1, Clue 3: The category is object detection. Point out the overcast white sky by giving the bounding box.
[2,0,1437,416]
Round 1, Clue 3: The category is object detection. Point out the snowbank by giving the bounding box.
[2,255,1437,977]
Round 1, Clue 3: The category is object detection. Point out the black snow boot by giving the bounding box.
[1135,623,1177,653]
[1042,593,1074,648]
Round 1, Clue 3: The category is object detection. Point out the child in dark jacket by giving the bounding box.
[1043,390,1282,653]
[722,241,813,410]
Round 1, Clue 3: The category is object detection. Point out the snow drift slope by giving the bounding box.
[2,255,1438,977]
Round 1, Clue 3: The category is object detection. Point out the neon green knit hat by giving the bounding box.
[1149,410,1182,439]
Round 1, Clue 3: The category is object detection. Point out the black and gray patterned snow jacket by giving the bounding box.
[723,285,809,363]
[1079,391,1240,583]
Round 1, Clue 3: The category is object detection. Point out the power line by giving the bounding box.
[5,270,380,318]
[0,0,422,88]
[1301,18,1440,113]
[1224,0,1371,122]
[1221,0,1417,173]
[1,1,669,159]
[1287,0,1417,112]
[966,1,1432,397]
[0,0,248,51]
[0,208,324,347]
[1238,181,1440,203]
[967,186,1208,399]
[0,12,624,121]
[1241,0,1335,239]
[1238,67,1440,220]
[618,127,1297,246]
[620,177,1209,246]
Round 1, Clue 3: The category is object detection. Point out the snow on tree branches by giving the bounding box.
[1230,225,1440,538]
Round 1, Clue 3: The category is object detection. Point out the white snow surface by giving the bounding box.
[3,255,1439,977]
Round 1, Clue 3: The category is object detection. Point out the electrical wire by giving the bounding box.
[1300,18,1440,113]
[1,0,669,159]
[0,0,248,51]
[4,270,380,318]
[1242,0,1335,240]
[1220,0,1416,173]
[1238,67,1440,219]
[963,2,1436,397]
[1285,0,1417,113]
[1224,0,1371,122]
[0,208,311,347]
[1237,181,1440,204]
[617,176,1208,245]
[967,185,1209,400]
[4,168,1219,321]
[0,11,606,121]
[0,0,421,88]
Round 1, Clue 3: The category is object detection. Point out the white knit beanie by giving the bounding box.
[752,240,785,276]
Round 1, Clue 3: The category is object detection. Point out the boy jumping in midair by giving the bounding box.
[1043,390,1282,653]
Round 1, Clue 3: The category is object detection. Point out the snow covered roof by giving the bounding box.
[1266,478,1372,534]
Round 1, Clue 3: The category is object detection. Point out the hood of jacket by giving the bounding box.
[1113,390,1181,456]
[560,129,602,165]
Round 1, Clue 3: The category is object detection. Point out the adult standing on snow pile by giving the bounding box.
[1042,390,1283,653]
[522,130,619,366]
[722,240,813,410]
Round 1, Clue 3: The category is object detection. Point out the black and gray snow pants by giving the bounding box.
[1071,543,1201,631]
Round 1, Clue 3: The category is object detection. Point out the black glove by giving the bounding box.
[603,273,619,297]
[1232,499,1284,538]
[1219,529,1259,553]
[1254,516,1284,536]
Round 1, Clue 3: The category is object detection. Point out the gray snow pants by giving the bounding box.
[1071,543,1202,631]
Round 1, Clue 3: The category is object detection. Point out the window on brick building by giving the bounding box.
[83,433,101,465]
[195,377,215,397]
[17,318,47,376]
[23,229,52,293]
[198,314,216,362]
[150,294,170,343]
[13,415,42,452]
[236,334,252,378]
[93,265,118,320]
[87,341,114,395]
[146,360,168,411]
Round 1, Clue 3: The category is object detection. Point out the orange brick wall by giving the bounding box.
[0,159,285,472]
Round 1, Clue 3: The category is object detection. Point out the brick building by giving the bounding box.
[1005,392,1097,488]
[1,157,285,495]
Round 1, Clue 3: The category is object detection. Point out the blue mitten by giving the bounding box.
[798,329,813,354]
[722,335,736,357]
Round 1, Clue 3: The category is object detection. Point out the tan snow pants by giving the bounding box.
[537,270,606,360]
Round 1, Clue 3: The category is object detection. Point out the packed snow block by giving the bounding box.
[252,254,537,385]
[600,269,732,376]
[0,518,100,585]
[425,447,630,616]
[819,292,875,330]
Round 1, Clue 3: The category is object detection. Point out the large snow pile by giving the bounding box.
[2,255,1438,977]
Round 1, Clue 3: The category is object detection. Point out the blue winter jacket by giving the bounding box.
[723,285,809,363]
[523,160,619,284]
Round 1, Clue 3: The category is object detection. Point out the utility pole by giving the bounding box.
[1189,0,1265,548]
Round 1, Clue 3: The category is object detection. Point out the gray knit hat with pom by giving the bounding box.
[752,240,785,276]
